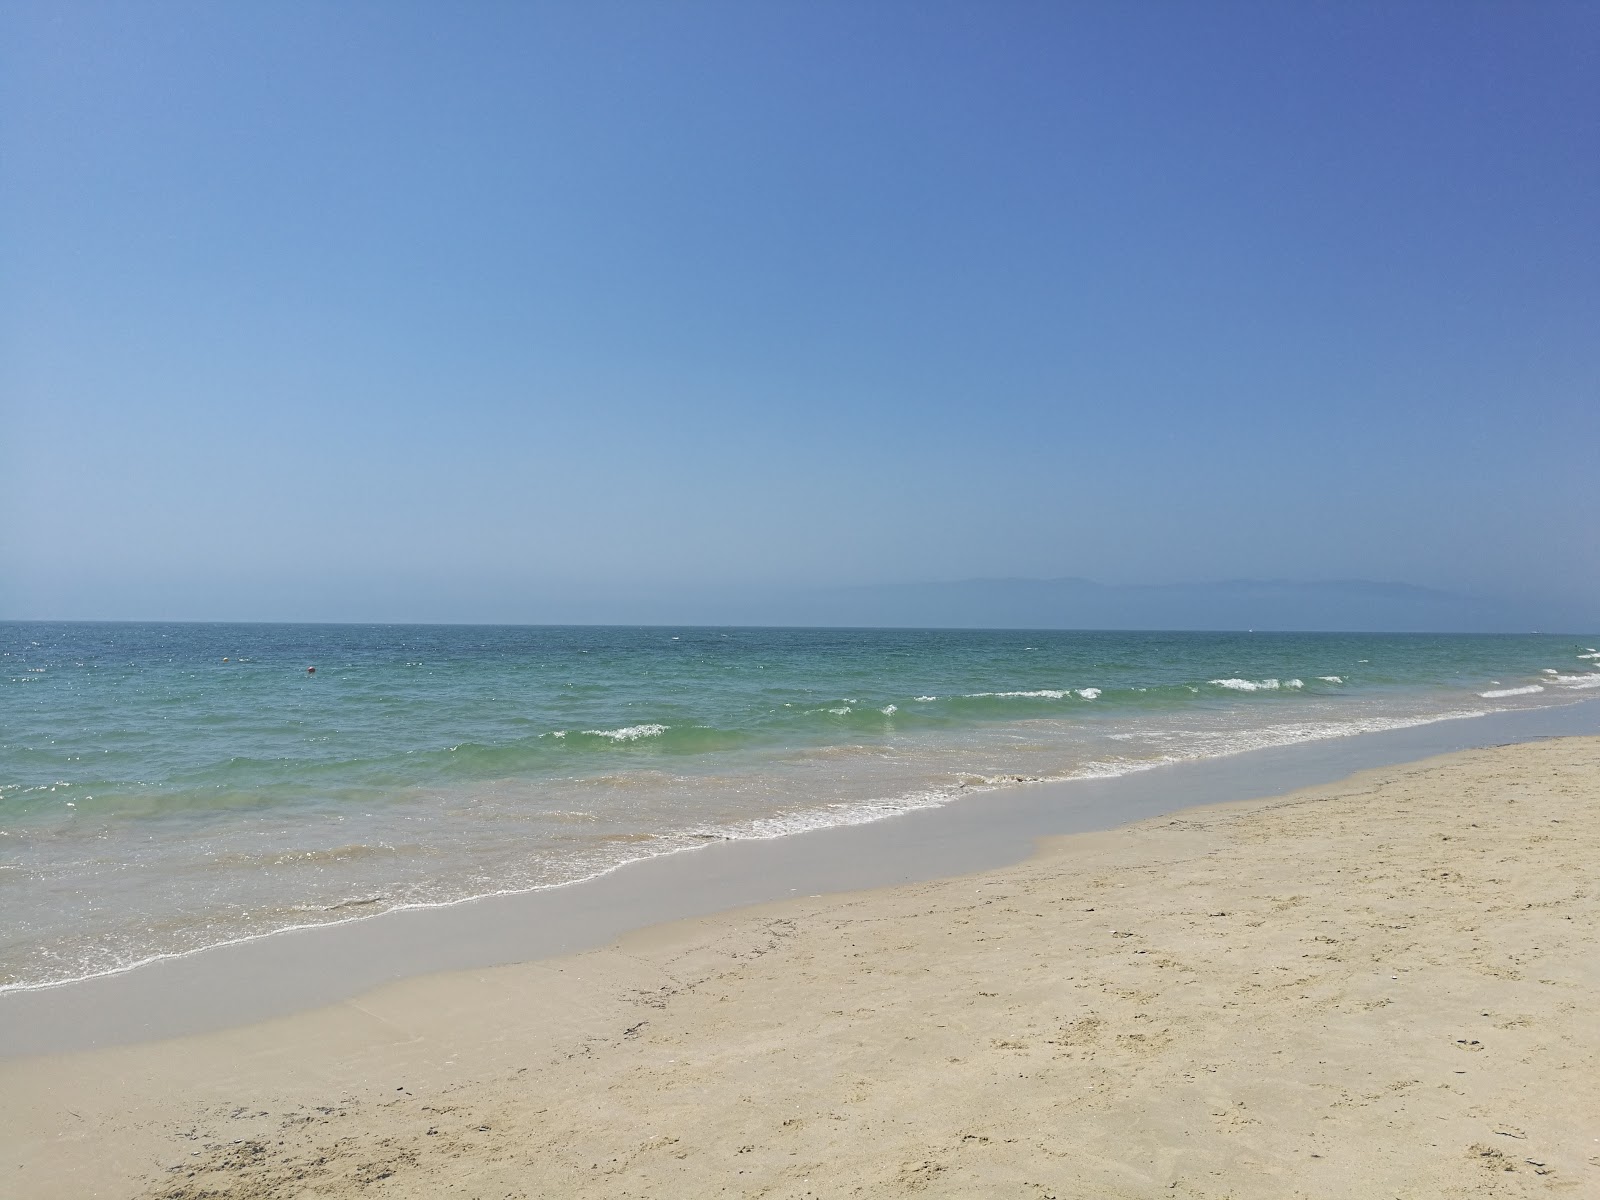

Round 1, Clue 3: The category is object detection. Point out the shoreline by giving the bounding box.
[2,696,1596,1061]
[3,729,1596,1198]
[10,622,1597,1026]
[0,702,1514,999]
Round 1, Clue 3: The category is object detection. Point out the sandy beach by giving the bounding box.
[4,734,1597,1199]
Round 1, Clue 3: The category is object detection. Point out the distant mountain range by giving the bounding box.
[5,574,1592,632]
[692,576,1586,633]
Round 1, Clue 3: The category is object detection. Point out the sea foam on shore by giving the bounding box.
[4,622,1597,992]
[5,733,1597,1200]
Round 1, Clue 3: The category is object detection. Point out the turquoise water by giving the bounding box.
[3,622,1597,990]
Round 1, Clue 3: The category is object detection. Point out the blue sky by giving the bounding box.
[3,1,1596,623]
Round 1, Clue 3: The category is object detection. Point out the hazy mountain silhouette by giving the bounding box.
[7,574,1590,632]
[728,576,1582,633]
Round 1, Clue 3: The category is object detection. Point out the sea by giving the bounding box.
[3,622,1597,994]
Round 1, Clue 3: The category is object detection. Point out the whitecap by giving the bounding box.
[1477,685,1544,698]
[1318,676,1343,683]
[1548,672,1600,689]
[1075,688,1101,700]
[880,704,898,715]
[914,695,937,702]
[1209,678,1280,691]
[581,724,668,741]
[967,690,1068,699]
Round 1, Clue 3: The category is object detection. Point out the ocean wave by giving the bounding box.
[541,723,729,750]
[581,723,668,742]
[669,706,1501,848]
[0,701,1517,997]
[967,690,1069,699]
[17,623,1600,997]
[1548,672,1600,689]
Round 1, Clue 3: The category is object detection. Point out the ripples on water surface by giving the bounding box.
[3,622,1597,989]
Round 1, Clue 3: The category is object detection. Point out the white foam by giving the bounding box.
[914,696,937,703]
[1477,685,1544,698]
[1076,688,1101,700]
[1284,679,1304,689]
[968,690,1068,699]
[681,708,1498,849]
[1548,672,1600,689]
[1209,678,1280,691]
[1318,676,1343,683]
[0,703,1509,999]
[880,704,898,715]
[826,706,852,715]
[581,724,667,741]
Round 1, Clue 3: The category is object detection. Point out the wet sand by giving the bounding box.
[6,700,1598,1059]
[4,734,1597,1198]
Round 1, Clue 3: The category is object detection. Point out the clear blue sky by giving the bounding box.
[3,1,1596,623]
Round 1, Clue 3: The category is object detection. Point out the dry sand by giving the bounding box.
[3,735,1597,1199]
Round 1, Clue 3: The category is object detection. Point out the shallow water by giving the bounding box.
[3,622,1596,990]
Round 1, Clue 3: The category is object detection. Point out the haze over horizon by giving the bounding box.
[2,574,1592,635]
[4,3,1597,626]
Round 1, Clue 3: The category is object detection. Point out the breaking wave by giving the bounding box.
[1209,678,1283,691]
[581,723,668,742]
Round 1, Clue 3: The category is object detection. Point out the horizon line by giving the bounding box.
[1,617,1584,636]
